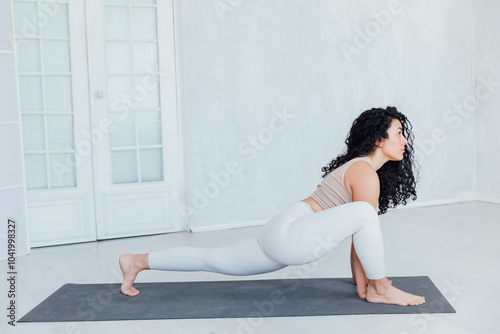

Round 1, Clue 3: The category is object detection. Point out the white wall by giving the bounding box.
[0,0,30,259]
[1,0,495,240]
[474,0,500,202]
[175,0,476,229]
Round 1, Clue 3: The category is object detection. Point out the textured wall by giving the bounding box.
[175,0,477,228]
[474,0,500,201]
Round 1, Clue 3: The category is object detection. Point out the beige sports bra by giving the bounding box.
[309,156,375,210]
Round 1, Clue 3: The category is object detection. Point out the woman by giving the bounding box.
[119,106,425,306]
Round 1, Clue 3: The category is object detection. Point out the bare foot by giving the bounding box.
[354,274,368,299]
[354,276,392,300]
[119,254,145,296]
[357,282,367,299]
[366,279,425,306]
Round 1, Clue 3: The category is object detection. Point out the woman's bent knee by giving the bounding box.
[353,201,377,216]
[351,201,379,228]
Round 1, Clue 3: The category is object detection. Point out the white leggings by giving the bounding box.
[148,201,386,280]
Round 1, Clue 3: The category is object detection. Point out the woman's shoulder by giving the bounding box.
[344,158,377,177]
[343,157,379,195]
[341,156,375,174]
[326,156,374,179]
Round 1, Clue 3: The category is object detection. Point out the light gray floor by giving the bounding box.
[1,201,499,334]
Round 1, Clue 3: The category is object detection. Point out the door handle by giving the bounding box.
[94,89,106,99]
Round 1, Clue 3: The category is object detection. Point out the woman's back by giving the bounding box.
[309,156,375,210]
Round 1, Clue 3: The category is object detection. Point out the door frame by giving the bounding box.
[16,0,186,247]
[19,0,97,247]
[85,0,184,240]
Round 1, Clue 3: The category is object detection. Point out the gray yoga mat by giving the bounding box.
[19,276,455,322]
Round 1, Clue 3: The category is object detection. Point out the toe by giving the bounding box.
[121,288,139,296]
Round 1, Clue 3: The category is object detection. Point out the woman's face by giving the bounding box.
[379,119,408,161]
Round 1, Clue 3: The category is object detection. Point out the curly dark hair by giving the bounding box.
[321,106,418,215]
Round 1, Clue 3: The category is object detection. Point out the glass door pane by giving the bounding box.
[14,0,76,190]
[13,0,182,244]
[104,0,163,185]
[13,0,98,247]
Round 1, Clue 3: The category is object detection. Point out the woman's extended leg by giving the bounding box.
[119,237,286,296]
[120,200,424,305]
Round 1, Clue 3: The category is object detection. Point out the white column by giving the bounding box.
[0,0,30,260]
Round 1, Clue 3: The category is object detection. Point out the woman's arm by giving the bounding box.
[345,161,380,210]
[344,161,380,293]
[350,236,367,285]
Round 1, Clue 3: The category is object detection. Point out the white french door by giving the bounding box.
[86,0,182,240]
[13,0,182,247]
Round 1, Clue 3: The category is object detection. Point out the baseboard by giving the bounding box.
[0,250,30,263]
[189,219,269,233]
[189,195,491,233]
[475,194,500,204]
[390,195,477,210]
